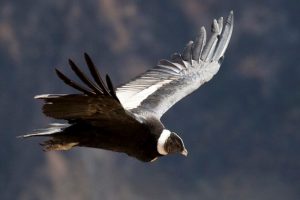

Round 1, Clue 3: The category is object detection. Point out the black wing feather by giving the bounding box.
[84,53,110,95]
[37,54,125,123]
[105,74,120,102]
[55,54,119,102]
[55,69,95,96]
[68,59,102,94]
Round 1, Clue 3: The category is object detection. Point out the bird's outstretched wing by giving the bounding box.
[116,11,234,119]
[36,53,137,127]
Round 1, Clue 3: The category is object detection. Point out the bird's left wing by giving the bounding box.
[36,54,138,127]
[116,11,234,119]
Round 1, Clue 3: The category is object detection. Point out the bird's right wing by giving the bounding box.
[116,11,234,119]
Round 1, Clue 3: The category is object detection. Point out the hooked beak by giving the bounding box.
[181,148,188,156]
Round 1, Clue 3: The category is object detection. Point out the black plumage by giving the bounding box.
[21,12,234,162]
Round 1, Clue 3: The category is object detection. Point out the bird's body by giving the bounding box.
[21,11,234,162]
[43,120,162,162]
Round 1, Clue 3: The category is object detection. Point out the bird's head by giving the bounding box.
[157,129,188,156]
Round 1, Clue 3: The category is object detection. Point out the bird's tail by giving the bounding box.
[19,123,78,151]
[19,123,69,138]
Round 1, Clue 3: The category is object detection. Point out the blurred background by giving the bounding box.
[1,0,299,199]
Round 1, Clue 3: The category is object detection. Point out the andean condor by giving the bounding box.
[21,11,234,162]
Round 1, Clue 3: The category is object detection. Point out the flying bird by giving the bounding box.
[21,11,234,162]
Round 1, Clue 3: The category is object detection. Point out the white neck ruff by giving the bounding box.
[157,129,171,155]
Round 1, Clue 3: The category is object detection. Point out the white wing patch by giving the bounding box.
[115,12,233,118]
[117,79,172,110]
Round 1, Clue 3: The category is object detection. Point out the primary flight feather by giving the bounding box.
[22,11,234,162]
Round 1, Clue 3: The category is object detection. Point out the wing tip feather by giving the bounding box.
[228,10,234,24]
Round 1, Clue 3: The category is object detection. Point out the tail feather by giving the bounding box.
[19,123,69,138]
[40,139,79,151]
[20,123,79,151]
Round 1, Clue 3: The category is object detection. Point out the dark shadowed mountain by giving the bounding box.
[1,1,299,200]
